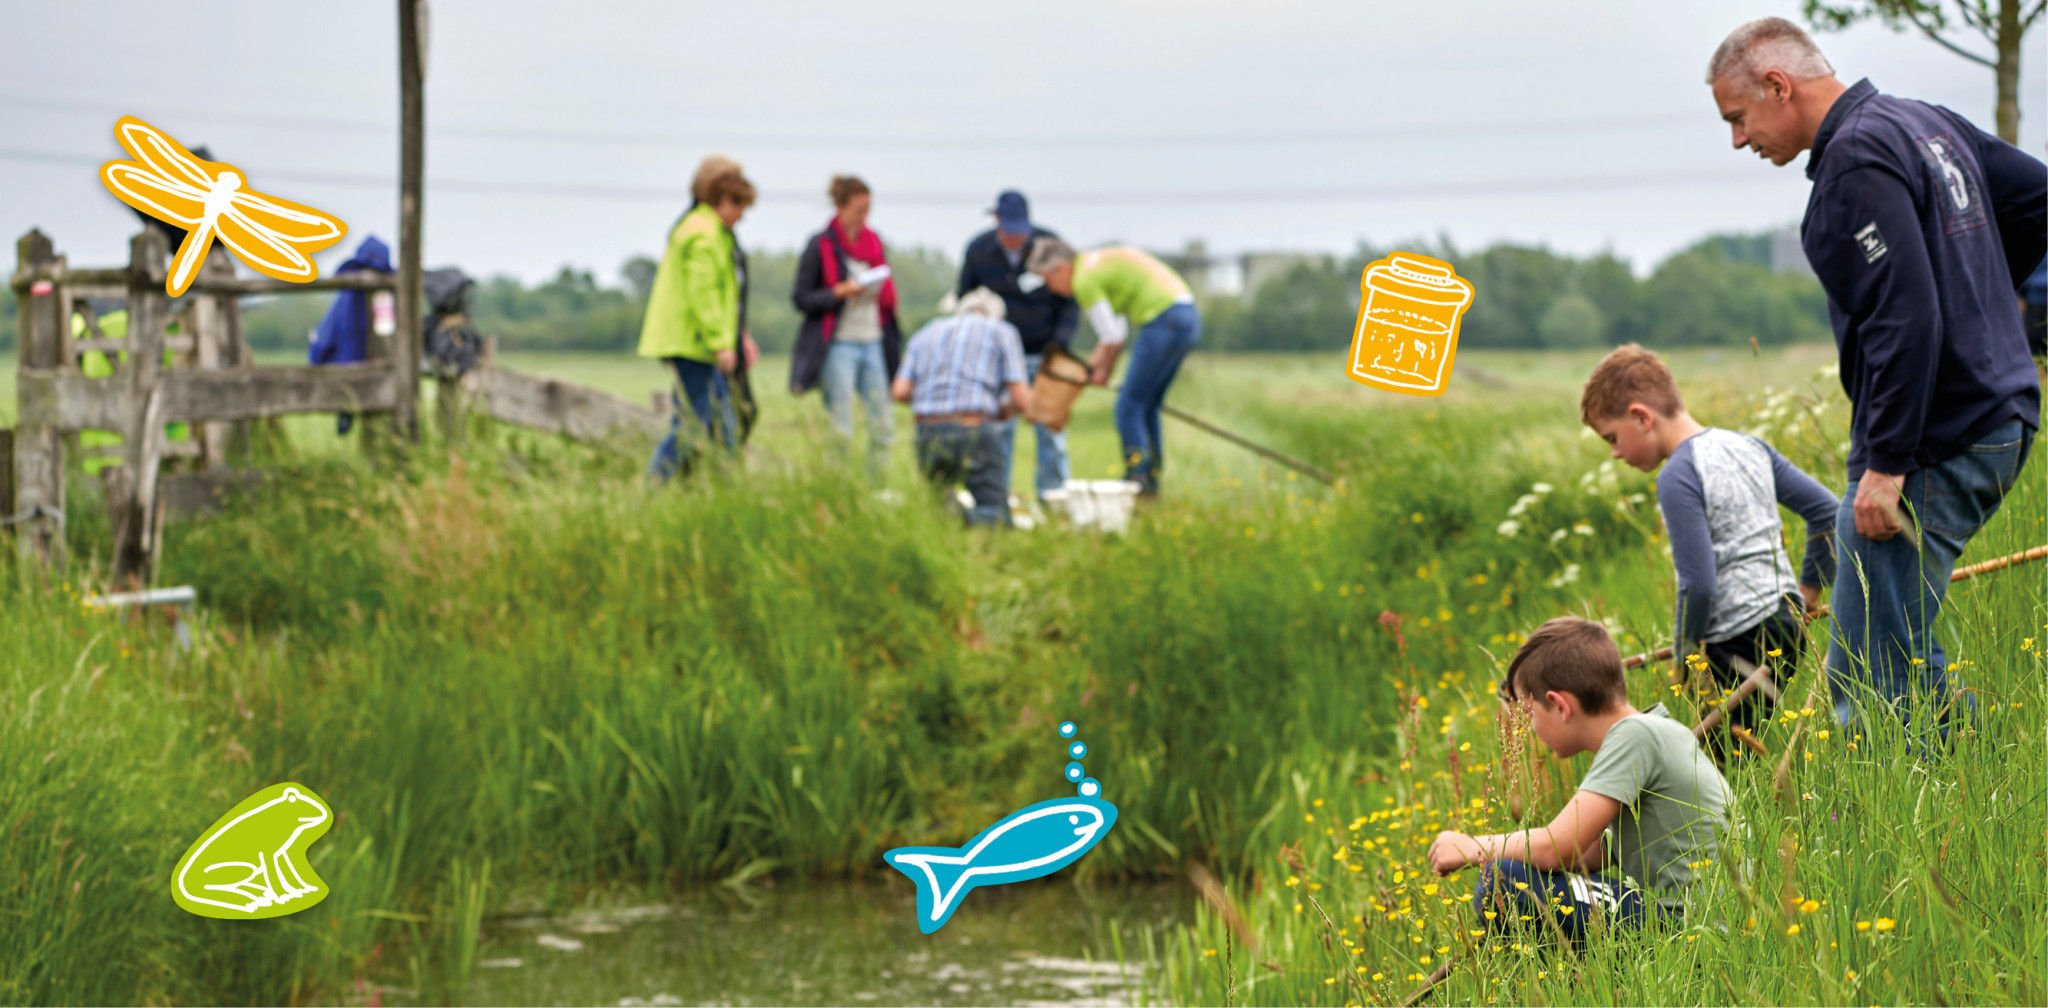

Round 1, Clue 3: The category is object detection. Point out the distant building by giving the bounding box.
[1149,240,1333,300]
[1769,226,1815,278]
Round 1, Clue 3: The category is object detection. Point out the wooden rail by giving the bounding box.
[458,365,666,443]
[14,363,404,430]
[10,263,396,295]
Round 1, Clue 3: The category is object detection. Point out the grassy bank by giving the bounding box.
[3,348,2039,1005]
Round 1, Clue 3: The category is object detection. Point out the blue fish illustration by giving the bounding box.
[885,795,1119,933]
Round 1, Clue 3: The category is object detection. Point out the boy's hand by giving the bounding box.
[1427,831,1487,876]
[1799,583,1820,616]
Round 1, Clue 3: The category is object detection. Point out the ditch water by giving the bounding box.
[429,880,1193,1007]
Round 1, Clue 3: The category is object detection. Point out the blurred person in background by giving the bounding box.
[792,175,903,482]
[958,190,1079,500]
[1027,239,1200,497]
[638,155,760,483]
[891,288,1031,527]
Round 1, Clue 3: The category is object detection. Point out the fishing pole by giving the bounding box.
[1619,544,2048,670]
[1100,382,1340,486]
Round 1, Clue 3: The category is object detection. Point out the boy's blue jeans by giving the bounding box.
[648,356,737,483]
[1471,859,1670,942]
[1114,302,1200,494]
[819,339,894,482]
[1824,420,2035,732]
[997,352,1072,499]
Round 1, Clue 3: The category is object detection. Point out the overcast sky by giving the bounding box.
[4,0,2043,287]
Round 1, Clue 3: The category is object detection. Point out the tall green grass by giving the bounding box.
[2,349,2037,1004]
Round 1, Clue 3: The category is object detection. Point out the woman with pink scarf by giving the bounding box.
[791,175,903,481]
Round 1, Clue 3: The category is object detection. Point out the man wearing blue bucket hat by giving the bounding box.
[959,191,1079,501]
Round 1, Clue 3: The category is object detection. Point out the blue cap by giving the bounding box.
[991,190,1031,235]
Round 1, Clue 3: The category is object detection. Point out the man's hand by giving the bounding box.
[1427,831,1488,876]
[1800,583,1821,616]
[742,330,760,369]
[1854,470,1907,540]
[715,348,737,374]
[832,279,865,299]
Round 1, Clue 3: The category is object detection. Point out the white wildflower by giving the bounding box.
[1497,519,1522,538]
[1550,527,1570,544]
[1573,522,1595,536]
[1547,564,1582,588]
[1532,482,1554,495]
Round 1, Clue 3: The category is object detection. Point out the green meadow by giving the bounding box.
[2,346,2041,1005]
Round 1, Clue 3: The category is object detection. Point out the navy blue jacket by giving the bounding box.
[957,228,1079,356]
[1800,79,2045,478]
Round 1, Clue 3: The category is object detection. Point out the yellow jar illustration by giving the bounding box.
[1346,253,1473,396]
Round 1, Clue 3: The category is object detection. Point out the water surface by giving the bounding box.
[448,879,1192,1007]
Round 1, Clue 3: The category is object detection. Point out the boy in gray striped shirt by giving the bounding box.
[1581,346,1838,762]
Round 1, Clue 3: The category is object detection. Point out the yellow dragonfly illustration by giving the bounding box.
[99,116,348,297]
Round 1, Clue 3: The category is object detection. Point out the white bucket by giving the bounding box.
[1047,479,1141,533]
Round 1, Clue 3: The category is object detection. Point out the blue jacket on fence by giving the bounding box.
[957,228,1079,356]
[1799,79,2046,479]
[309,236,392,366]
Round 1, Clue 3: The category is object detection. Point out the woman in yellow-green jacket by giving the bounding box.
[638,157,759,482]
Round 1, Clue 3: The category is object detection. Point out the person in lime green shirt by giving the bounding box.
[70,309,189,474]
[637,157,760,482]
[1026,239,1200,495]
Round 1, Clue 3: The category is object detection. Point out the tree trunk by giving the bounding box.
[1996,0,2021,143]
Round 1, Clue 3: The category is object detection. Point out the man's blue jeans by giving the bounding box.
[1115,302,1201,494]
[915,421,1008,526]
[998,352,1072,499]
[1824,420,2036,731]
[648,356,737,483]
[820,339,894,482]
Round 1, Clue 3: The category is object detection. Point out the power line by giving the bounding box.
[0,145,1792,206]
[0,91,1703,151]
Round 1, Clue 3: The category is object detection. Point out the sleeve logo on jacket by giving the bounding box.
[1914,133,1988,234]
[1854,222,1889,264]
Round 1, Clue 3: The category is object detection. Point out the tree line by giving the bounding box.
[1204,234,1832,352]
[0,229,1831,357]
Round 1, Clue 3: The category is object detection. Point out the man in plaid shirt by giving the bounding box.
[891,288,1033,526]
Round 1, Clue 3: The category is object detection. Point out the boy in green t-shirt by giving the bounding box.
[1426,617,1731,939]
[1025,238,1200,496]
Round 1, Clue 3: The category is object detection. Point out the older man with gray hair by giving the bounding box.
[891,288,1033,526]
[1706,17,2045,735]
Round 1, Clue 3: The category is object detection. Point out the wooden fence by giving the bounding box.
[9,228,665,586]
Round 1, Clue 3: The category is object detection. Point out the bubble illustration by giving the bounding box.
[1058,721,1077,738]
[1078,777,1102,798]
[1065,761,1086,781]
[1067,741,1089,759]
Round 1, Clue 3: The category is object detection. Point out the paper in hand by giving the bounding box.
[1016,272,1045,293]
[852,263,892,287]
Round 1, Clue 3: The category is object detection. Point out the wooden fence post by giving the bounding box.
[194,245,236,469]
[109,229,169,587]
[13,229,67,572]
[394,0,426,442]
